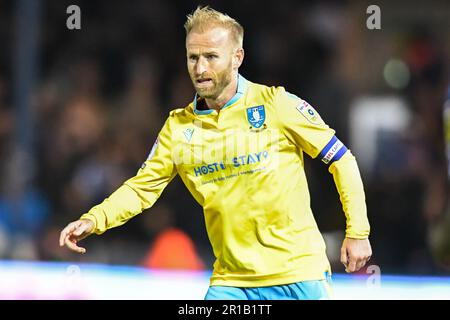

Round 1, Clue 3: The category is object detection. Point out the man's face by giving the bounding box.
[186,27,237,100]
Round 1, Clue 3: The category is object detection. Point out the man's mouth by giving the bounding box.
[196,78,213,87]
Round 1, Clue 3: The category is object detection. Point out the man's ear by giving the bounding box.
[233,48,245,70]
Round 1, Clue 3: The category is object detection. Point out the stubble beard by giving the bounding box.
[194,66,233,100]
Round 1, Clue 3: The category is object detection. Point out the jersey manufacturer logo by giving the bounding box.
[246,105,266,129]
[296,100,323,125]
[183,128,194,142]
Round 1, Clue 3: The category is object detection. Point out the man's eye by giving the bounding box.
[206,55,217,60]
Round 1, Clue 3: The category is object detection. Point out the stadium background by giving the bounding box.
[0,0,449,299]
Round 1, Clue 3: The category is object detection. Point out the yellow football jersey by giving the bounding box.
[80,74,370,287]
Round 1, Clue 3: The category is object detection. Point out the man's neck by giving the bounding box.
[205,75,238,112]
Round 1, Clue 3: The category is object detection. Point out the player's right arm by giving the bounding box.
[59,116,177,253]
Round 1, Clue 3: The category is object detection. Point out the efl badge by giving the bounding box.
[246,105,266,129]
[296,100,323,125]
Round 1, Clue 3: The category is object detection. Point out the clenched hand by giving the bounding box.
[340,237,372,273]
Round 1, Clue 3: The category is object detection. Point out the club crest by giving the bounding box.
[246,105,266,129]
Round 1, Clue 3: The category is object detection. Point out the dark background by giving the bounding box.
[0,0,449,276]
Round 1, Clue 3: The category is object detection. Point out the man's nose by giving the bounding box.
[195,57,207,75]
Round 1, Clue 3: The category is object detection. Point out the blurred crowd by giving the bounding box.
[0,0,449,275]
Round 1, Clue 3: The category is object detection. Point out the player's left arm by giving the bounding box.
[327,150,372,272]
[273,86,372,273]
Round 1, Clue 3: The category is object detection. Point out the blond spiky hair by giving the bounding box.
[184,6,244,48]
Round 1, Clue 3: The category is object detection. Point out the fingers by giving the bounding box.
[346,257,357,273]
[357,255,371,271]
[346,255,371,273]
[64,236,86,254]
[340,247,348,269]
[341,238,373,273]
[59,221,88,254]
[355,259,366,272]
[73,222,89,236]
[59,221,80,247]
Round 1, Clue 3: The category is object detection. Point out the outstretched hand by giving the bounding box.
[340,237,372,273]
[59,219,95,254]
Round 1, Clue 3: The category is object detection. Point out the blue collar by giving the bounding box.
[193,74,248,115]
